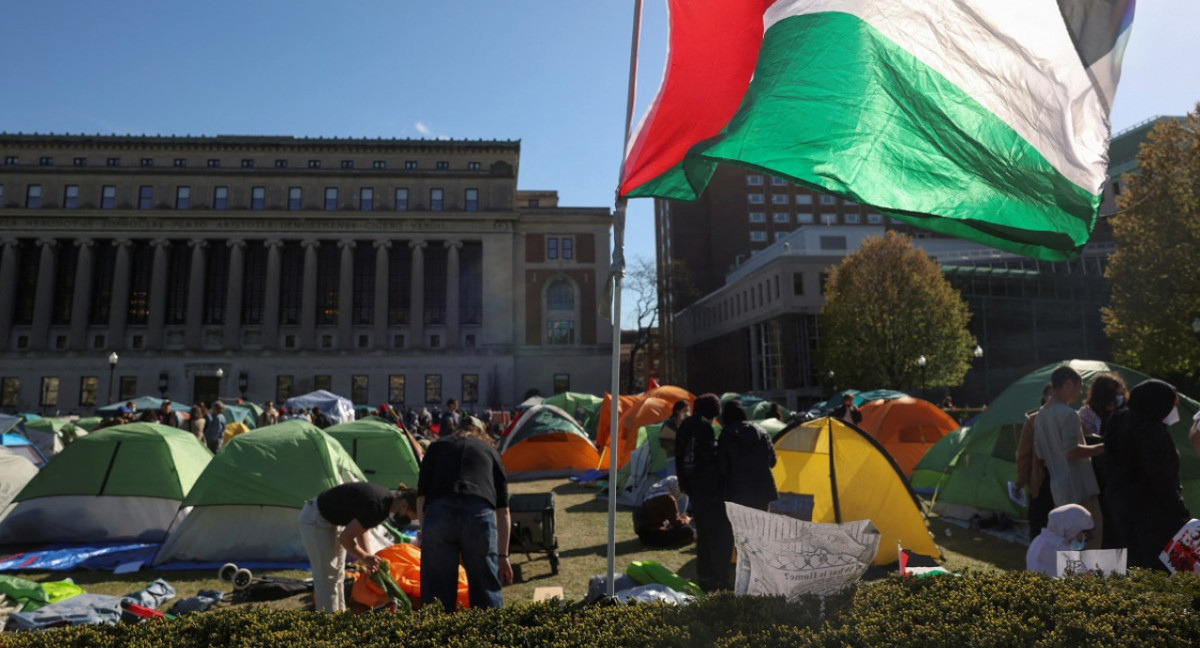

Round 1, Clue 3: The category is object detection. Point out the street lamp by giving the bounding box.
[216,368,224,400]
[973,345,983,359]
[238,372,249,400]
[827,370,837,395]
[107,352,119,404]
[917,355,927,399]
[158,372,169,398]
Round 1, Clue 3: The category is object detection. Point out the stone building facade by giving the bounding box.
[0,134,612,413]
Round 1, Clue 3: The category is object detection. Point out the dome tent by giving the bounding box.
[500,404,600,478]
[0,447,39,524]
[154,419,375,564]
[0,423,212,544]
[772,416,939,565]
[911,359,1200,520]
[857,397,960,476]
[325,418,421,488]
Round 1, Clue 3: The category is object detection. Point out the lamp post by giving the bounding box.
[216,368,224,401]
[106,352,119,404]
[972,345,985,407]
[158,372,169,398]
[917,355,927,400]
[827,370,836,395]
[238,372,248,400]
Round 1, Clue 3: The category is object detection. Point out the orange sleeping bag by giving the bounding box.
[351,543,470,610]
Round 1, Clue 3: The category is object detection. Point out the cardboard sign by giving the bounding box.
[1055,549,1127,577]
[1160,519,1200,574]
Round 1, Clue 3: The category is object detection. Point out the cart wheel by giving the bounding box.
[218,563,239,583]
[233,568,254,590]
[549,552,560,576]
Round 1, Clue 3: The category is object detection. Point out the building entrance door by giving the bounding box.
[193,377,219,406]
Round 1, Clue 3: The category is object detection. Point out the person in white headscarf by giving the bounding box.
[1026,503,1094,577]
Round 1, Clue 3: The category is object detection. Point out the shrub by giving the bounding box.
[6,570,1200,647]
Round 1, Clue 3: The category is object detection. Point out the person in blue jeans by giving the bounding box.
[417,417,512,611]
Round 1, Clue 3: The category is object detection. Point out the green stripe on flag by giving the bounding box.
[680,12,1100,260]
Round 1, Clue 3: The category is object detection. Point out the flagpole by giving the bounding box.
[606,0,644,599]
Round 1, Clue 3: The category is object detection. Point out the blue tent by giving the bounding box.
[2,432,47,468]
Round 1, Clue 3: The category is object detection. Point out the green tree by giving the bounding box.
[818,231,976,393]
[1102,105,1200,384]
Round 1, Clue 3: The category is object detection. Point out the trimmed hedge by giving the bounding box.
[6,570,1200,647]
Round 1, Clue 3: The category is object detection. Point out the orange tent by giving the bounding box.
[499,404,601,477]
[595,386,695,469]
[857,397,960,476]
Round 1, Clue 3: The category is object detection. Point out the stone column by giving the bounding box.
[445,239,462,349]
[0,238,19,349]
[300,239,319,349]
[69,239,94,349]
[146,239,170,348]
[337,239,355,348]
[408,240,426,348]
[30,238,58,350]
[224,239,246,348]
[185,239,208,349]
[263,239,283,349]
[373,240,391,349]
[107,239,132,350]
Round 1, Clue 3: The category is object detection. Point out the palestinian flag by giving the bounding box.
[620,0,1137,260]
[899,548,951,578]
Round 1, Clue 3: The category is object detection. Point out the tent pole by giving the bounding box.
[606,0,644,599]
[827,418,842,523]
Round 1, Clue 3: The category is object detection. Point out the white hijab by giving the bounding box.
[1026,504,1094,576]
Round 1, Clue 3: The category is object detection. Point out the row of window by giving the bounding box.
[748,211,884,225]
[2,155,485,171]
[1,370,574,409]
[748,193,845,206]
[545,236,574,260]
[3,184,480,212]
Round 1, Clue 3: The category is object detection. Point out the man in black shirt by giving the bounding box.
[675,392,730,592]
[418,417,511,612]
[298,481,416,612]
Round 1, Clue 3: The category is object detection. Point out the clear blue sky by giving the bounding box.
[3,2,1196,326]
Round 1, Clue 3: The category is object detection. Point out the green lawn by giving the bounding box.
[20,478,1028,610]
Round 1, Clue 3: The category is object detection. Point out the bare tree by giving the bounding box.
[623,257,658,393]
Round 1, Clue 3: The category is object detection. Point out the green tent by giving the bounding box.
[911,359,1200,520]
[153,419,369,563]
[0,422,212,543]
[719,392,793,422]
[326,418,421,488]
[542,392,605,439]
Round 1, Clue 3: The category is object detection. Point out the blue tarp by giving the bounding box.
[0,542,307,572]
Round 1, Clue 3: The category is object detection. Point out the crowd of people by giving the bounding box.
[1022,366,1195,575]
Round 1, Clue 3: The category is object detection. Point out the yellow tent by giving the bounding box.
[772,416,939,565]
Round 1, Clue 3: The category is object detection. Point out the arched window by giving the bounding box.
[545,279,576,345]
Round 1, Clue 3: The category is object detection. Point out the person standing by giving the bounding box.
[1015,384,1054,539]
[438,398,461,438]
[675,393,729,592]
[417,418,511,612]
[190,402,209,445]
[830,393,862,425]
[659,400,690,471]
[298,482,417,612]
[1033,366,1104,549]
[205,401,228,453]
[1104,379,1190,570]
[159,399,186,430]
[718,400,778,511]
[258,401,279,428]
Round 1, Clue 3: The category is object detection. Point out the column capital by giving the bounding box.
[36,238,59,248]
[226,239,247,250]
[444,239,463,251]
[373,239,392,250]
[112,238,133,249]
[1,237,18,248]
[150,238,171,249]
[74,238,95,249]
[264,238,285,249]
[188,238,209,249]
[338,239,357,250]
[408,239,428,251]
[302,238,321,249]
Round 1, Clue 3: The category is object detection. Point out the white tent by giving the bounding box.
[282,390,355,425]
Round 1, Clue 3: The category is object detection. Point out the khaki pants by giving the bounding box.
[298,499,345,612]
